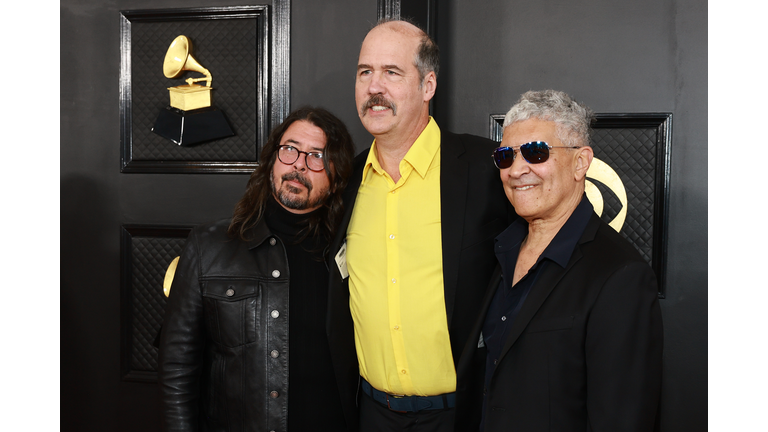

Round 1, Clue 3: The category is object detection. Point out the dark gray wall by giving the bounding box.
[291,2,376,150]
[61,0,706,430]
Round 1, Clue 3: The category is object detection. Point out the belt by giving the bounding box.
[361,379,456,413]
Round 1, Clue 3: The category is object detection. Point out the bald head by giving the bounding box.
[372,19,423,38]
[366,19,439,83]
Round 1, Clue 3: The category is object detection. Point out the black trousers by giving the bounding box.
[359,392,456,432]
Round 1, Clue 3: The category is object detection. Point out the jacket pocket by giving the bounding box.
[202,279,263,348]
[526,316,574,333]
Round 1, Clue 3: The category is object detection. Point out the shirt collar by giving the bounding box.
[544,195,593,268]
[495,194,594,268]
[494,216,528,254]
[362,117,440,181]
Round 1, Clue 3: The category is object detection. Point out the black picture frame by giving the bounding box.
[119,3,290,174]
[120,224,193,382]
[377,0,436,37]
[490,113,672,298]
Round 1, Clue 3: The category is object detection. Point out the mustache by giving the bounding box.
[360,94,396,116]
[281,171,312,192]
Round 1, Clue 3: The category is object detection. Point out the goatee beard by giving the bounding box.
[271,170,327,211]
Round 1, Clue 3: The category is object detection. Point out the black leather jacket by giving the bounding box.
[159,218,293,432]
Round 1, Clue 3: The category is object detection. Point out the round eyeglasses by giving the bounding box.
[277,145,325,172]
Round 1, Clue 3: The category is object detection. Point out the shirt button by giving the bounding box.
[394,325,399,330]
[270,350,279,358]
[269,238,277,246]
[392,278,396,283]
[270,391,279,398]
[226,288,235,297]
[401,370,407,374]
[389,234,395,239]
[272,270,281,278]
[271,310,280,318]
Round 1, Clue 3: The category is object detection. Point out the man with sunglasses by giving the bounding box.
[326,19,511,432]
[158,107,358,432]
[457,90,663,431]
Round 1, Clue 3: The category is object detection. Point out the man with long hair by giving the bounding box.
[159,106,357,432]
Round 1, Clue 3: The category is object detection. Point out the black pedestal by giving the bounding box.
[151,106,235,146]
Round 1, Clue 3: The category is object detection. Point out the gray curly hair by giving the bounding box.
[503,90,594,148]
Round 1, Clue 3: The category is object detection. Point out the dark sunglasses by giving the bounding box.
[491,141,580,168]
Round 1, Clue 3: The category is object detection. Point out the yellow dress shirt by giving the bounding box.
[347,118,455,396]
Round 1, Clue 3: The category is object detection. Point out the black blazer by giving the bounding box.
[325,130,512,430]
[457,213,663,432]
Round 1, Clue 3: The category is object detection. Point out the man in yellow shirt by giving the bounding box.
[326,19,511,431]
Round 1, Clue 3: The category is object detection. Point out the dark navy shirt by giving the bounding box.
[480,195,594,429]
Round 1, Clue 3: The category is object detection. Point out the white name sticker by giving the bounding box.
[335,240,349,279]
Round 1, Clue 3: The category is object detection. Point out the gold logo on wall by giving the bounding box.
[151,35,235,146]
[163,35,213,111]
[585,157,627,232]
[163,256,180,297]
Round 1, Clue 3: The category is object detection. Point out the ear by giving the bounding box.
[573,146,593,181]
[422,71,437,102]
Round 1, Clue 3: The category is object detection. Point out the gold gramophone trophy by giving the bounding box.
[151,35,234,146]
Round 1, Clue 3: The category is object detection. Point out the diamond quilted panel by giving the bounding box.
[591,127,657,262]
[130,236,187,372]
[130,16,263,161]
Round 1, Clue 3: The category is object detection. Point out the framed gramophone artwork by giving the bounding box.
[119,4,290,173]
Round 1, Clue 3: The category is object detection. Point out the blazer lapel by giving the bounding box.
[496,262,571,364]
[495,214,601,363]
[439,132,468,326]
[327,152,367,271]
[323,152,367,427]
[326,151,367,336]
[456,265,502,379]
[473,266,503,349]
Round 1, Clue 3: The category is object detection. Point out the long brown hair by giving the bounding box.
[228,106,355,246]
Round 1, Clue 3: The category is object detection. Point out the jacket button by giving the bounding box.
[271,310,280,319]
[272,270,281,278]
[270,391,279,398]
[270,350,279,358]
[270,238,277,246]
[226,288,235,297]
